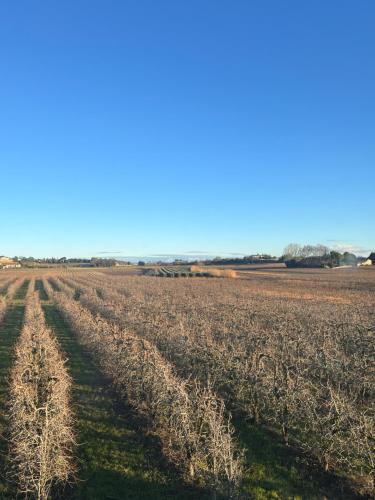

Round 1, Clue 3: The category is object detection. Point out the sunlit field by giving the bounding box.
[0,266,374,499]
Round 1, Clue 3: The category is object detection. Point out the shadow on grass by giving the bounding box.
[0,284,11,297]
[43,305,209,500]
[0,305,25,498]
[236,418,360,499]
[13,280,29,300]
[48,278,60,291]
[35,279,48,300]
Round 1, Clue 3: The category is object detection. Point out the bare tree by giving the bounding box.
[284,243,330,258]
[283,243,303,258]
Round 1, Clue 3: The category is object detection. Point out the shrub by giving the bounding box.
[191,266,237,278]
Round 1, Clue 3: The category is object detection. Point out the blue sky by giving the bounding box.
[0,1,374,258]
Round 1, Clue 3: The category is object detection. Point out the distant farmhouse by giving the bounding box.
[0,256,21,269]
[360,253,375,266]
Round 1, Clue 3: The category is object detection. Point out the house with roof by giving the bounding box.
[360,253,375,266]
[0,256,21,269]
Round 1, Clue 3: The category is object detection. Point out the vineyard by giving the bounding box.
[0,267,373,499]
[144,265,237,278]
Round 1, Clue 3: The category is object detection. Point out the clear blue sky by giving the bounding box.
[0,1,374,258]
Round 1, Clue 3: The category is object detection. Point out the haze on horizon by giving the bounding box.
[0,1,374,258]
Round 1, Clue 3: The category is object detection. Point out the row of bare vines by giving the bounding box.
[6,278,25,299]
[0,295,6,321]
[8,289,75,499]
[59,273,375,494]
[0,278,26,323]
[43,278,244,498]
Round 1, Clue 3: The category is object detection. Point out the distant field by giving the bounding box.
[0,267,373,498]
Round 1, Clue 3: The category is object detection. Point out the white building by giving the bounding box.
[0,256,21,269]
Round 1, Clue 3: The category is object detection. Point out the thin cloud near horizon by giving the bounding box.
[97,251,125,255]
[327,241,370,255]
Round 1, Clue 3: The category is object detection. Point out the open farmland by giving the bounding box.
[0,267,373,499]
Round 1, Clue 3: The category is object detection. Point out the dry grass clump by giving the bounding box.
[26,278,36,298]
[8,292,75,499]
[43,279,243,498]
[0,296,6,322]
[0,277,16,294]
[191,265,237,278]
[6,278,25,299]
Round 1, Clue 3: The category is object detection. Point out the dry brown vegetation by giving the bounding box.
[0,296,6,322]
[0,275,8,320]
[8,290,75,499]
[190,265,237,278]
[0,265,374,497]
[53,266,375,496]
[43,278,243,498]
[6,278,25,299]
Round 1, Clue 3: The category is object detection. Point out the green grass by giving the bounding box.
[13,279,29,300]
[43,305,209,500]
[0,304,25,497]
[35,279,48,300]
[0,281,11,296]
[237,419,358,499]
[48,278,60,291]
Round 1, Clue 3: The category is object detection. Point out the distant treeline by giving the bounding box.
[14,257,131,267]
[167,255,278,267]
[281,244,366,268]
[16,257,92,264]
